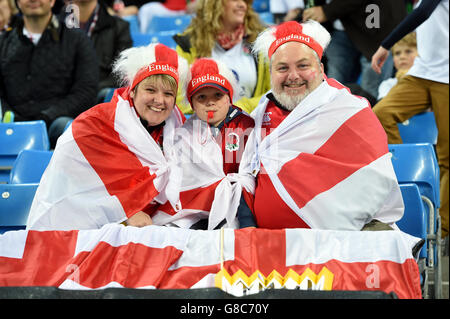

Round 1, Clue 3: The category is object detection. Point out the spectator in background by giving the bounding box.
[343,32,418,107]
[372,0,449,238]
[377,32,417,100]
[138,0,197,33]
[0,0,19,33]
[0,0,98,148]
[104,0,160,17]
[61,0,133,102]
[173,0,270,115]
[303,0,407,98]
[269,0,304,24]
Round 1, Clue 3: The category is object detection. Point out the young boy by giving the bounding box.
[377,32,418,100]
[153,58,256,229]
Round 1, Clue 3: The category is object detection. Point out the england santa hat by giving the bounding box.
[252,20,331,61]
[112,43,189,93]
[187,58,240,106]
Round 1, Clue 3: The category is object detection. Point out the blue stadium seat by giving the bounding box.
[64,119,73,132]
[397,111,438,145]
[397,183,428,259]
[0,183,38,234]
[253,0,270,12]
[121,14,140,34]
[389,143,442,298]
[146,15,192,34]
[259,11,274,25]
[389,143,440,210]
[103,88,116,103]
[131,31,177,49]
[397,183,429,295]
[131,32,151,46]
[9,150,53,184]
[0,121,50,183]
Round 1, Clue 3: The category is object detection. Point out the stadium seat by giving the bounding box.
[397,183,429,297]
[397,183,428,258]
[253,0,270,12]
[9,150,53,184]
[64,119,73,132]
[121,14,140,34]
[389,143,440,211]
[389,143,442,298]
[397,111,438,145]
[131,31,177,49]
[259,11,274,25]
[0,183,38,234]
[145,15,192,34]
[103,88,116,103]
[0,121,50,183]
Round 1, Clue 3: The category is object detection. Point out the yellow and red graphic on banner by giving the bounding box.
[215,267,334,297]
[214,228,335,297]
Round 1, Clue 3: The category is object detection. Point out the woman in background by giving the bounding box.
[173,0,271,115]
[0,0,19,33]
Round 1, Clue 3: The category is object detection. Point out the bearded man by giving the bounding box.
[241,20,404,231]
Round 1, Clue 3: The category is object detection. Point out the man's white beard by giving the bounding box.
[272,87,311,111]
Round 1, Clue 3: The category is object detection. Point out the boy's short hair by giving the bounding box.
[391,32,417,53]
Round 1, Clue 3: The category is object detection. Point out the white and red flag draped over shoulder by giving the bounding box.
[0,224,423,298]
[244,78,404,230]
[152,115,255,230]
[26,88,185,230]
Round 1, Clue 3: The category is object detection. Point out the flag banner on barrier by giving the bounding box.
[0,224,422,298]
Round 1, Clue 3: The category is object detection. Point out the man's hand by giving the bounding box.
[125,211,153,227]
[283,8,301,22]
[371,46,389,74]
[302,6,327,23]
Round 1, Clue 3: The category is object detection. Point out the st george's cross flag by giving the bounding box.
[243,78,404,230]
[25,88,185,231]
[152,115,255,230]
[0,224,422,298]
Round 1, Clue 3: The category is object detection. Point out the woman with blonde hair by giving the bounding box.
[27,43,190,231]
[0,0,19,33]
[173,0,271,114]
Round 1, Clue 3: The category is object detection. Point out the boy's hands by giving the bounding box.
[125,211,153,227]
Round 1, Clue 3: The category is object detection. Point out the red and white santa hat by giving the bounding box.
[113,43,189,93]
[252,20,331,60]
[187,58,240,106]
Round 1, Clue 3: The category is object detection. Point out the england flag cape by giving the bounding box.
[26,88,185,230]
[152,115,255,230]
[244,78,404,230]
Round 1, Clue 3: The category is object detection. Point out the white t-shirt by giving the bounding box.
[212,41,257,99]
[23,28,42,45]
[270,0,304,14]
[377,78,398,100]
[407,0,449,84]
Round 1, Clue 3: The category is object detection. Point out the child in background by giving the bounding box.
[377,32,418,100]
[153,58,256,230]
